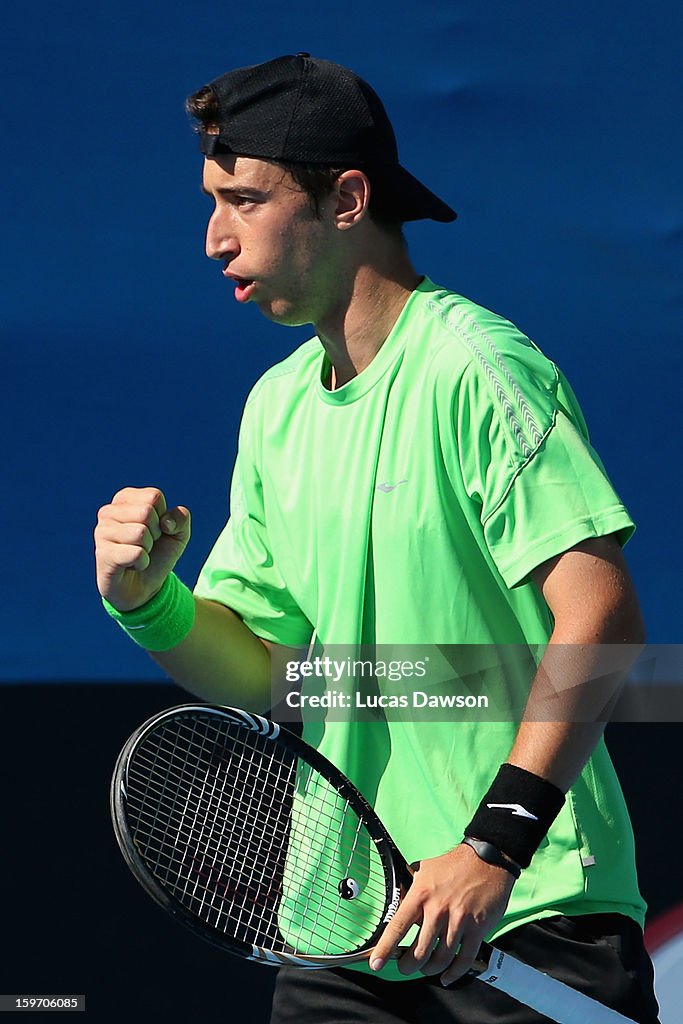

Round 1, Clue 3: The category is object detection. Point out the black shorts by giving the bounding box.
[270,913,660,1024]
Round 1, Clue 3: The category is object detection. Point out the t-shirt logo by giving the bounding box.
[376,480,408,493]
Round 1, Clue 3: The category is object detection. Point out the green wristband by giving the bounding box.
[102,573,196,651]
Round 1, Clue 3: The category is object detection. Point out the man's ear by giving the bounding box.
[333,169,371,229]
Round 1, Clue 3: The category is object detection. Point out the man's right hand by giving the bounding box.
[94,487,191,612]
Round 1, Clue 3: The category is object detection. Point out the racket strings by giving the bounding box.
[174,733,385,946]
[129,742,363,884]
[289,763,370,946]
[124,714,389,954]
[135,719,295,946]
[196,729,292,943]
[177,719,260,925]
[322,793,372,946]
[129,754,372,863]
[128,730,383,876]
[162,720,385,950]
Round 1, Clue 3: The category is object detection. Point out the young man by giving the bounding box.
[95,55,660,1022]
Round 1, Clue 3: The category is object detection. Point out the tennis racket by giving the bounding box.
[111,704,635,1024]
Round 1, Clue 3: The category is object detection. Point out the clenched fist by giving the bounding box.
[94,487,191,612]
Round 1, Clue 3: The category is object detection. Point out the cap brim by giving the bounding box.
[373,163,457,223]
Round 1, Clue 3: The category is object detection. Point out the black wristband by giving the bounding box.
[464,763,565,869]
[461,837,521,879]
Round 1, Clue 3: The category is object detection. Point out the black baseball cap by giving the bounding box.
[192,54,457,224]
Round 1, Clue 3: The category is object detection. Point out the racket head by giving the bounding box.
[111,704,411,968]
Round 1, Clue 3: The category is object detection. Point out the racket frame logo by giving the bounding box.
[383,886,402,923]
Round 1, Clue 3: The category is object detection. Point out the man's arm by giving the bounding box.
[508,534,645,790]
[148,596,276,708]
[369,533,645,985]
[95,485,286,710]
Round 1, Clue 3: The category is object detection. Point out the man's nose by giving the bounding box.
[205,211,239,261]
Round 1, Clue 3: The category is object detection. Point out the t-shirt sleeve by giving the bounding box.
[193,397,313,647]
[453,348,635,589]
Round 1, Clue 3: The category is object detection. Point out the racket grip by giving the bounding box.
[472,945,634,1024]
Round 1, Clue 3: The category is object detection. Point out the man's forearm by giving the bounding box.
[508,630,643,792]
[510,535,646,790]
[149,595,275,709]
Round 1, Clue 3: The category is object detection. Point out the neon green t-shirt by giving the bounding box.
[195,277,646,967]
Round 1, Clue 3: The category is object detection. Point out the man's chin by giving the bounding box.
[256,298,313,328]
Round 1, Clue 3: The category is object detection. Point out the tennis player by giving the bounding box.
[95,55,660,1023]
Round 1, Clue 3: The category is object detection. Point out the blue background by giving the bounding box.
[3,0,682,680]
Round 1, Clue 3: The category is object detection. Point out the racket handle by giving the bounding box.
[473,945,635,1024]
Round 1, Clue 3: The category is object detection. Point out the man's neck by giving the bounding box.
[316,260,421,389]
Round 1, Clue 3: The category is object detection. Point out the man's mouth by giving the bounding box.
[223,269,256,303]
[233,278,255,303]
